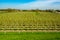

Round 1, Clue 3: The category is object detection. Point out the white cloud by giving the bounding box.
[15,0,60,10]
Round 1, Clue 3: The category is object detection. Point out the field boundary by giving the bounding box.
[0,29,60,32]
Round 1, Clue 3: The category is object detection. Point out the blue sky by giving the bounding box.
[0,0,36,3]
[0,0,60,10]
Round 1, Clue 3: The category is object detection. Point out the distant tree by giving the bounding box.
[56,10,60,12]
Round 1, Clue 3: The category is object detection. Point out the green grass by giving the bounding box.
[0,32,60,40]
[0,12,60,40]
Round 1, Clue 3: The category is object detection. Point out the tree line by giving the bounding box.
[0,8,60,13]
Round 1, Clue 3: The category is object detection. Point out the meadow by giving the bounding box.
[0,32,60,40]
[0,11,60,40]
[0,11,60,31]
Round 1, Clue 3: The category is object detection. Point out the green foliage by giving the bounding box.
[0,32,60,40]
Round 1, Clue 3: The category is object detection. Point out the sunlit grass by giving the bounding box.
[0,32,60,40]
[0,12,60,30]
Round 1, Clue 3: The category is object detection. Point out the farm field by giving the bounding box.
[0,32,60,40]
[0,11,60,31]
